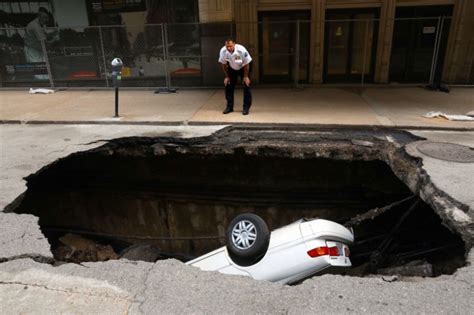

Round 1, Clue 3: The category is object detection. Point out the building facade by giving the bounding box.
[0,0,472,87]
[219,0,473,85]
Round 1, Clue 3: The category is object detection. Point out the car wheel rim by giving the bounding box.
[231,220,257,250]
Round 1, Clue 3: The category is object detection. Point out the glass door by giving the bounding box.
[326,17,350,77]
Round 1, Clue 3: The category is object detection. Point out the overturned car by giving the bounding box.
[187,213,354,284]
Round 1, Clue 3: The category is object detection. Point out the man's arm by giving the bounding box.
[243,64,250,86]
[221,63,230,86]
[45,28,59,42]
[221,63,229,78]
[243,64,249,78]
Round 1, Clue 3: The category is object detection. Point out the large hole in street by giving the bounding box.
[10,129,467,279]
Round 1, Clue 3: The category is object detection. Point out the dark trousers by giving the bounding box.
[225,66,252,109]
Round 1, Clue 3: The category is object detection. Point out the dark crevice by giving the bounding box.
[0,254,55,265]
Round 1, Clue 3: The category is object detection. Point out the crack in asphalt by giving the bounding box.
[0,280,135,302]
[0,231,27,246]
[136,262,156,314]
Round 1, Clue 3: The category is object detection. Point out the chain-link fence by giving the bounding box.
[1,17,472,88]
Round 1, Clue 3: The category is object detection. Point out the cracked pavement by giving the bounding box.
[0,256,473,314]
[0,124,473,313]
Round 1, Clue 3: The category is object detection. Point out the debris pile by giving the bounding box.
[53,233,118,263]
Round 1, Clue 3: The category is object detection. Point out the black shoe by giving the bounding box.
[242,108,249,115]
[223,106,233,114]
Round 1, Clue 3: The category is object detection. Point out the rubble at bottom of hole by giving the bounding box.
[377,260,433,278]
[53,233,166,263]
[53,233,119,263]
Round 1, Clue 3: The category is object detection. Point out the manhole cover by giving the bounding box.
[416,141,474,163]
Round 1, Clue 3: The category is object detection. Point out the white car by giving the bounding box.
[186,213,354,284]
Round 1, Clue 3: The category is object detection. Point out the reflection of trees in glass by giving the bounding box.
[145,0,199,23]
[0,32,26,64]
[144,0,200,59]
[0,11,36,27]
[90,13,132,65]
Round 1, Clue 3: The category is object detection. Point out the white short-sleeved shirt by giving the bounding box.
[24,18,47,52]
[218,44,252,70]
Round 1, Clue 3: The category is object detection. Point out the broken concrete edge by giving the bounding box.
[0,254,54,265]
[467,247,474,266]
[0,212,54,264]
[386,142,474,251]
[3,192,25,214]
[0,255,473,315]
[420,185,474,248]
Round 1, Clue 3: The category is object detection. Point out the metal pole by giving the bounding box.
[114,87,119,117]
[294,20,300,88]
[361,20,369,85]
[468,49,473,84]
[429,17,442,85]
[162,23,171,89]
[98,26,109,88]
[41,39,54,89]
[155,23,176,93]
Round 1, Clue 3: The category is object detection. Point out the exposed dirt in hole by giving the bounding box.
[9,127,470,278]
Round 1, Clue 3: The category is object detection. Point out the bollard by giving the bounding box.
[111,58,123,117]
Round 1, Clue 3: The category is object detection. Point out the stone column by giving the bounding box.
[198,0,233,23]
[310,0,325,84]
[442,0,474,84]
[234,0,259,82]
[374,0,396,83]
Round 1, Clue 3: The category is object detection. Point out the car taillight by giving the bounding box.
[344,247,350,257]
[307,246,329,258]
[328,246,339,257]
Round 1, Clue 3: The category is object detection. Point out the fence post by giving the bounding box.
[41,39,54,89]
[361,20,370,85]
[98,26,109,88]
[161,23,171,89]
[468,49,473,84]
[294,20,300,88]
[429,17,443,85]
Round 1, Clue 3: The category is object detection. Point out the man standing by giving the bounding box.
[24,7,58,79]
[218,39,252,115]
[24,7,57,63]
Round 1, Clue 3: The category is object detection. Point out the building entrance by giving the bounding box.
[258,11,310,83]
[389,5,453,83]
[324,9,379,83]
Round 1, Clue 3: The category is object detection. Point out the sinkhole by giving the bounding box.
[10,128,467,278]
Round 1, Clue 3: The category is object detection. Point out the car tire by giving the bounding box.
[226,213,270,265]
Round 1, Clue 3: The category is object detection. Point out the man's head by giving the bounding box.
[38,7,50,26]
[225,39,235,53]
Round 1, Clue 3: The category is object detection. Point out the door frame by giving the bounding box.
[258,10,311,83]
[389,5,454,83]
[323,8,380,83]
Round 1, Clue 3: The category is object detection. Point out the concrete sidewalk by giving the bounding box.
[0,87,473,129]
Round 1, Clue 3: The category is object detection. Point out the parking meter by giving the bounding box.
[111,58,123,117]
[111,58,123,87]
